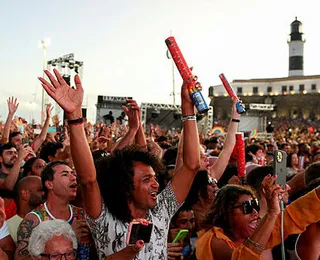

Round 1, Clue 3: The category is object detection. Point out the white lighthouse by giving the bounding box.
[288,17,305,77]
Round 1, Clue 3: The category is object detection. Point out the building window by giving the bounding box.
[281,86,287,92]
[253,86,258,94]
[289,85,294,91]
[237,87,242,94]
[299,84,305,92]
[267,86,272,93]
[312,84,317,90]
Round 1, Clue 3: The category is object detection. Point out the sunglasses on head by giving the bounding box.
[232,198,260,214]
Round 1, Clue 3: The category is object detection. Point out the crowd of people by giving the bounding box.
[0,68,319,260]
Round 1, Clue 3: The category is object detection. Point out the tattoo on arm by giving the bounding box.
[16,218,36,257]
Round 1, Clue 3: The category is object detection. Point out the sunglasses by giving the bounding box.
[232,198,260,214]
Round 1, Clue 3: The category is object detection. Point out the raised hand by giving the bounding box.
[231,100,241,120]
[7,96,19,115]
[180,67,201,108]
[122,99,140,131]
[262,174,285,216]
[46,103,53,119]
[18,145,35,159]
[38,69,83,118]
[52,114,61,127]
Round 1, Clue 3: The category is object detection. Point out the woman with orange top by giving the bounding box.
[196,175,320,260]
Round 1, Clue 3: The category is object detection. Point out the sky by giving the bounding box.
[1,0,320,123]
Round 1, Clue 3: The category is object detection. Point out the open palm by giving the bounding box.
[38,69,83,115]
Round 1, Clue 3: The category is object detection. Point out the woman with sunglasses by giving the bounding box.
[195,175,320,260]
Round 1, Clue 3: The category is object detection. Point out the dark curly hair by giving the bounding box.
[201,184,256,238]
[96,145,164,223]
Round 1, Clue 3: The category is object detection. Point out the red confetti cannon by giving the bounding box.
[219,73,245,114]
[236,132,246,179]
[165,36,209,114]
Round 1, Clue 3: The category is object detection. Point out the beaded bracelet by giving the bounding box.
[246,237,265,251]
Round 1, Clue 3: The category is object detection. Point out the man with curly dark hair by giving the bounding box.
[38,68,200,259]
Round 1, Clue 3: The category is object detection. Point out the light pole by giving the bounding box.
[166,49,176,106]
[38,38,51,125]
[167,30,176,106]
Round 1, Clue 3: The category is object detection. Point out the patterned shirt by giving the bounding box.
[86,182,180,259]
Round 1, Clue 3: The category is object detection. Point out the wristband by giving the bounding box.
[232,118,240,123]
[245,237,265,250]
[67,118,84,125]
[181,115,196,122]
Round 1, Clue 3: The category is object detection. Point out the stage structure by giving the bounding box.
[46,53,84,121]
[96,95,132,123]
[140,103,213,134]
[140,103,182,131]
[96,97,213,135]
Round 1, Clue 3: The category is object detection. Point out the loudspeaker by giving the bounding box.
[97,96,103,103]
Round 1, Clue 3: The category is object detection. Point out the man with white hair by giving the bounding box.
[28,219,77,260]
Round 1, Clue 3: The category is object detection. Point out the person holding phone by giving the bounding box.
[37,69,200,259]
[168,205,196,260]
[196,175,320,260]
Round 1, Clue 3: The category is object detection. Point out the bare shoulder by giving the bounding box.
[15,214,40,259]
[210,235,233,260]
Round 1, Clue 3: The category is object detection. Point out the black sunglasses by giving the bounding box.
[232,198,260,214]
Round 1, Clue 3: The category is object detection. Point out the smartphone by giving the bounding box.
[22,139,32,146]
[48,126,56,133]
[126,222,153,246]
[172,229,189,243]
[273,150,287,189]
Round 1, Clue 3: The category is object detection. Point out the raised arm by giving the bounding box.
[133,101,147,149]
[0,97,19,144]
[208,101,240,181]
[31,103,53,153]
[171,76,200,204]
[111,99,140,152]
[38,69,102,219]
[174,129,184,171]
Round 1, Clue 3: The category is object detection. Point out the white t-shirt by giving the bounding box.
[0,221,10,240]
[86,182,180,259]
